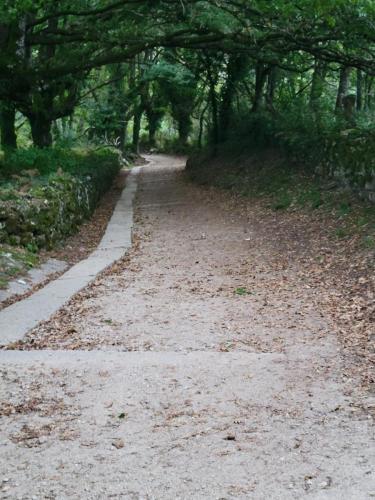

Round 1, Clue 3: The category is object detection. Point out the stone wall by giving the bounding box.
[0,160,120,248]
[322,129,375,203]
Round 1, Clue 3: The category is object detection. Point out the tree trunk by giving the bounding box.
[148,126,156,147]
[364,75,373,110]
[148,114,158,147]
[198,102,209,148]
[219,54,247,141]
[177,119,190,147]
[265,66,278,111]
[114,122,127,152]
[342,95,356,125]
[335,66,351,112]
[252,63,268,112]
[108,63,127,152]
[121,120,128,152]
[209,75,219,150]
[310,60,327,110]
[132,108,142,154]
[29,113,53,148]
[0,103,17,151]
[356,69,363,111]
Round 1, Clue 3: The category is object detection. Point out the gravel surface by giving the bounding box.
[0,155,374,499]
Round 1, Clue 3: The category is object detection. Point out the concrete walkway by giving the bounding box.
[0,258,68,303]
[0,167,139,345]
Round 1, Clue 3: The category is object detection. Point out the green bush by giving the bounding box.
[225,108,375,192]
[0,147,119,179]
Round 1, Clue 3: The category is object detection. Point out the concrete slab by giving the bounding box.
[0,167,140,345]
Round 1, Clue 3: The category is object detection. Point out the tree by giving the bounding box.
[1,0,375,151]
[0,103,17,151]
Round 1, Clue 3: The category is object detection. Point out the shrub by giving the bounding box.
[222,107,375,196]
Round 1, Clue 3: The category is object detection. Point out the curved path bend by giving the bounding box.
[0,155,374,499]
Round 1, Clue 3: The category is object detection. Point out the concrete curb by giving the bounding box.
[0,166,141,345]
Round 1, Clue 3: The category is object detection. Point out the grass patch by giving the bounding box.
[362,236,375,249]
[334,227,349,239]
[234,287,254,296]
[0,245,39,289]
[271,192,292,210]
[0,147,113,180]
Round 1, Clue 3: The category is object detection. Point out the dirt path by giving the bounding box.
[0,155,374,499]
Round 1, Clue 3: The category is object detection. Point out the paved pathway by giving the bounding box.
[0,168,138,345]
[0,155,374,499]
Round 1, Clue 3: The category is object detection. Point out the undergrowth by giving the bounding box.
[0,147,119,187]
[187,148,375,248]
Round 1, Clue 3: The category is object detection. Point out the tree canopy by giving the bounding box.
[1,0,375,149]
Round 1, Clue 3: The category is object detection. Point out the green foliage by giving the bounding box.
[272,192,292,210]
[150,57,198,146]
[158,137,199,155]
[147,61,195,88]
[0,148,120,248]
[225,108,375,191]
[0,147,118,180]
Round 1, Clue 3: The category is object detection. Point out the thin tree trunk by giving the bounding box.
[132,108,142,154]
[177,119,190,147]
[219,54,247,141]
[356,69,363,111]
[122,120,128,150]
[310,60,327,110]
[252,63,268,112]
[363,75,373,110]
[0,103,17,151]
[198,102,209,148]
[148,124,156,147]
[335,66,351,112]
[265,66,278,111]
[147,114,158,147]
[207,69,219,151]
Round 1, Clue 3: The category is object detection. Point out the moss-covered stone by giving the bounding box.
[0,150,120,249]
